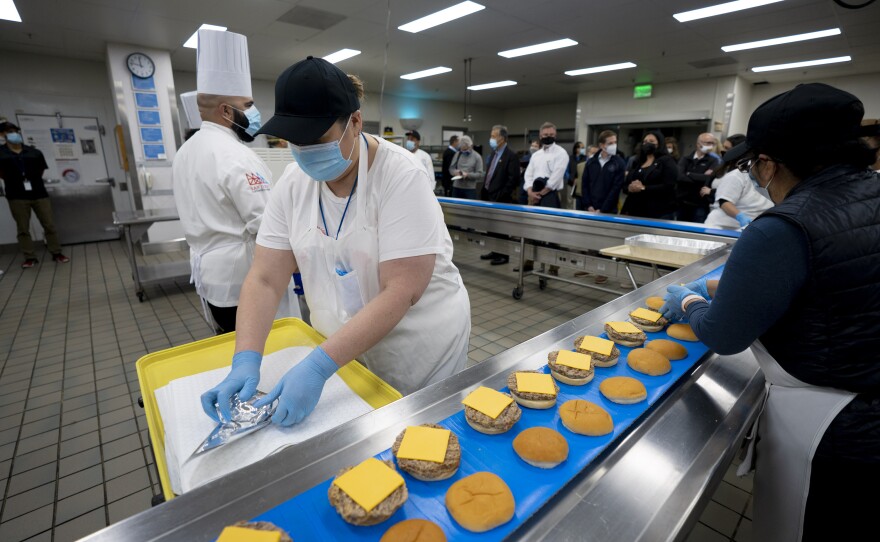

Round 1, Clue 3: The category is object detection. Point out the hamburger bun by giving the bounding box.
[628,311,669,333]
[547,350,594,385]
[573,337,620,367]
[604,322,647,347]
[228,522,292,542]
[559,399,613,436]
[328,459,407,526]
[445,472,515,533]
[380,519,447,542]
[599,376,648,404]
[512,427,569,469]
[391,423,460,481]
[645,339,688,361]
[627,348,672,376]
[667,323,699,342]
[464,394,521,435]
[645,296,665,311]
[507,370,559,409]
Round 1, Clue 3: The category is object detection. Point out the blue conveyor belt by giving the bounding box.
[248,266,726,541]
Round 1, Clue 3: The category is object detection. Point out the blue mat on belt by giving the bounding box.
[249,266,725,541]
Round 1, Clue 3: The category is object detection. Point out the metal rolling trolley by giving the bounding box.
[112,207,189,301]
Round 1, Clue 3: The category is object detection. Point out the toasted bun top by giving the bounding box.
[445,472,515,533]
[599,376,647,400]
[558,399,613,436]
[667,323,699,342]
[645,339,688,360]
[627,348,672,376]
[380,519,447,542]
[512,427,569,464]
[645,296,665,311]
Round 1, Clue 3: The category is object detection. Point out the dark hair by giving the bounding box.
[1,122,20,133]
[598,130,616,145]
[726,133,746,147]
[782,139,877,179]
[450,135,459,144]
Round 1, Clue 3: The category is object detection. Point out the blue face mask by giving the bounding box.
[6,132,23,144]
[289,115,355,182]
[405,139,416,151]
[489,138,498,150]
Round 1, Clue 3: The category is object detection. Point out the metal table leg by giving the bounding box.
[513,237,526,300]
[624,262,639,290]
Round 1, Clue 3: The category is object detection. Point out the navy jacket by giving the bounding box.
[580,153,626,213]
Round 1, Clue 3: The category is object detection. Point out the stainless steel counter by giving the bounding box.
[81,247,764,542]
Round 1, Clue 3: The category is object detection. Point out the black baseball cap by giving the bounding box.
[723,83,865,164]
[257,56,360,145]
[405,130,421,141]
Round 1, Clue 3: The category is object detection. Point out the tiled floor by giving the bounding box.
[0,238,752,541]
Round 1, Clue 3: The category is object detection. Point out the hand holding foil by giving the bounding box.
[200,350,262,422]
[192,391,276,457]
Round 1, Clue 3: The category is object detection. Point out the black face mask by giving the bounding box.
[227,107,254,143]
[540,136,555,146]
[642,143,657,155]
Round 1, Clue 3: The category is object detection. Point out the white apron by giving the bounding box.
[292,136,469,395]
[739,340,856,541]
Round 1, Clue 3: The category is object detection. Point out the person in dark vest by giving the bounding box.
[659,83,880,542]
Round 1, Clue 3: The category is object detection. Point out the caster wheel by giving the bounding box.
[151,493,166,507]
[137,291,145,302]
[512,287,523,300]
[137,396,144,408]
[539,278,547,290]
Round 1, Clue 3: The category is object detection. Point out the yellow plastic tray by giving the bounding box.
[135,317,402,501]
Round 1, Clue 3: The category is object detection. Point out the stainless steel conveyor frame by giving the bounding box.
[437,198,738,299]
[81,247,764,542]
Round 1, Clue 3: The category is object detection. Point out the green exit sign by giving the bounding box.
[634,84,653,99]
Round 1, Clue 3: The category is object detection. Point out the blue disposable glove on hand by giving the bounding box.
[735,212,752,228]
[253,346,338,426]
[201,350,262,422]
[682,278,710,300]
[660,284,701,322]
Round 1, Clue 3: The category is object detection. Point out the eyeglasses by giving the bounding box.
[735,158,755,173]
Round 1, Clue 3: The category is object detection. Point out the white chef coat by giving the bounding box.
[172,121,273,307]
[704,169,774,229]
[256,135,470,394]
[412,148,435,188]
[523,143,569,191]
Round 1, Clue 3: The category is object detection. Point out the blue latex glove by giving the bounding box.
[660,284,701,322]
[682,278,710,300]
[735,212,752,228]
[253,346,338,426]
[201,350,262,422]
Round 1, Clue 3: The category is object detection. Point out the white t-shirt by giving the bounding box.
[257,137,452,265]
[704,169,774,229]
[413,148,435,187]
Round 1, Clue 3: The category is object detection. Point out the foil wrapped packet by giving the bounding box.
[191,391,276,457]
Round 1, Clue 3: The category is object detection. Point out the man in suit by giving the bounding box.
[479,124,521,265]
[441,135,459,197]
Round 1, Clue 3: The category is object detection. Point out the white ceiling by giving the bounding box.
[1,0,878,107]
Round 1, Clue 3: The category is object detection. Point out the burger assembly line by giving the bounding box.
[214,297,697,540]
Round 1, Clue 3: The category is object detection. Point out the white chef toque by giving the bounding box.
[179,91,202,129]
[196,29,252,97]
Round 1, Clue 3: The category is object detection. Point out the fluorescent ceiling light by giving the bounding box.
[467,80,517,91]
[723,28,840,52]
[751,55,851,72]
[674,0,783,23]
[498,38,577,58]
[401,66,453,80]
[323,48,361,64]
[0,0,22,22]
[565,62,637,76]
[398,1,485,33]
[184,24,228,49]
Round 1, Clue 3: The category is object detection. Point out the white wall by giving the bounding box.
[0,52,128,245]
[502,102,579,136]
[747,72,880,118]
[574,77,737,146]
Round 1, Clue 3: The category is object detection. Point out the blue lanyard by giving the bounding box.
[318,134,367,240]
[319,174,357,240]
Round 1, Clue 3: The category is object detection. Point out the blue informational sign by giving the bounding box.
[131,74,156,90]
[50,128,76,143]
[143,144,166,160]
[137,110,161,126]
[135,92,159,108]
[140,127,163,142]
